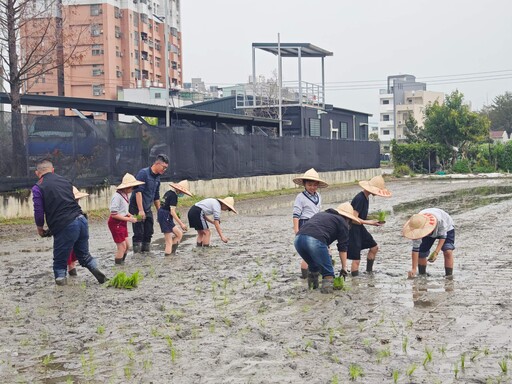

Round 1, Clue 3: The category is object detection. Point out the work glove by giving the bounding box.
[339,269,348,280]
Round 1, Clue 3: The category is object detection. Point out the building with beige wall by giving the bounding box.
[378,74,443,153]
[24,0,182,118]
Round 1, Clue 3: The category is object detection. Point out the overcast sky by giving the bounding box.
[180,0,512,122]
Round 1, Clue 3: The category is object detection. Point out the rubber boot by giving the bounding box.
[307,271,320,290]
[320,278,333,294]
[133,242,142,254]
[68,268,77,276]
[55,277,67,286]
[141,242,151,253]
[300,268,309,279]
[89,267,107,284]
[122,252,128,262]
[418,265,427,275]
[171,243,179,254]
[366,259,375,272]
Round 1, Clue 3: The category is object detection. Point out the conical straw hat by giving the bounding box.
[292,168,328,188]
[358,175,391,197]
[170,180,193,196]
[72,186,89,200]
[335,202,361,224]
[217,196,237,214]
[116,173,145,190]
[402,213,437,240]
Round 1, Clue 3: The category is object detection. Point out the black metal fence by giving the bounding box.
[0,111,379,192]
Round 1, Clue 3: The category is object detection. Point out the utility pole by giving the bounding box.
[164,0,170,127]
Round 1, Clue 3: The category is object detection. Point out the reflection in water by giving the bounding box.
[394,185,512,216]
[412,277,455,308]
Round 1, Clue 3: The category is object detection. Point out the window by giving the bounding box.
[115,26,121,38]
[383,130,390,135]
[171,61,177,70]
[309,118,321,137]
[90,4,102,16]
[92,44,103,56]
[383,114,390,121]
[154,93,161,99]
[92,85,103,96]
[91,24,101,36]
[359,126,367,141]
[140,14,148,24]
[382,99,390,105]
[92,65,103,76]
[340,122,348,139]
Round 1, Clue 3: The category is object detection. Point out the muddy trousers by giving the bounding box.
[52,215,99,279]
[132,213,154,244]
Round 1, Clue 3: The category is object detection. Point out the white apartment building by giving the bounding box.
[378,75,443,153]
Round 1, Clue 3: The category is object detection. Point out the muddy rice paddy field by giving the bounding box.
[1,177,512,383]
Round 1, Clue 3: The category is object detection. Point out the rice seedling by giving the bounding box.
[406,363,417,379]
[348,363,364,381]
[453,362,459,379]
[165,309,184,323]
[331,375,339,384]
[208,321,216,333]
[80,348,96,378]
[165,336,177,363]
[106,270,142,289]
[499,358,508,374]
[439,344,447,356]
[402,336,408,353]
[222,317,232,327]
[328,328,335,345]
[97,325,105,335]
[406,319,414,329]
[423,346,433,367]
[286,348,298,358]
[222,278,229,290]
[460,353,466,370]
[304,340,313,351]
[333,276,345,290]
[376,347,391,363]
[377,210,387,223]
[14,306,21,316]
[124,366,132,379]
[392,369,399,383]
[41,354,54,368]
[65,376,73,384]
[150,327,159,337]
[142,359,153,370]
[470,350,481,362]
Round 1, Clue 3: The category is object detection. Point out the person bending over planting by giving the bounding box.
[294,203,361,294]
[187,197,237,246]
[402,208,455,278]
[348,175,392,276]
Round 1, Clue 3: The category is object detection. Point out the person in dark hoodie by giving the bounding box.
[294,202,361,294]
[31,159,107,286]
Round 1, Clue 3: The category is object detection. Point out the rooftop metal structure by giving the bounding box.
[0,93,279,128]
[251,43,333,58]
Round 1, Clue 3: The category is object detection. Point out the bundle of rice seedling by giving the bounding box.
[107,271,142,289]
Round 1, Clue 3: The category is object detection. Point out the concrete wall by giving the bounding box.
[1,168,382,220]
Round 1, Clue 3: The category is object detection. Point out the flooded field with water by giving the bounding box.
[1,177,512,383]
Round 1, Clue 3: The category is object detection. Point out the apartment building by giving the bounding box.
[26,0,182,117]
[378,75,443,153]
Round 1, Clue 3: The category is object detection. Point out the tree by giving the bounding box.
[369,132,379,142]
[403,115,425,144]
[423,90,490,164]
[487,92,512,135]
[0,0,87,176]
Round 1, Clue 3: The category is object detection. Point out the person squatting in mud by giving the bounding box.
[129,154,169,254]
[187,197,237,246]
[402,208,455,278]
[31,159,107,286]
[292,168,329,279]
[157,180,193,256]
[348,175,392,276]
[294,202,361,294]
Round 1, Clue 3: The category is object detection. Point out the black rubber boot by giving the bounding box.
[55,277,67,286]
[351,270,359,277]
[445,267,453,276]
[89,268,107,284]
[320,278,334,294]
[141,242,151,253]
[418,265,427,275]
[171,243,179,254]
[68,268,77,276]
[115,258,124,265]
[307,272,320,290]
[122,252,128,261]
[300,268,309,279]
[366,259,375,272]
[133,243,142,254]
[196,242,202,247]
